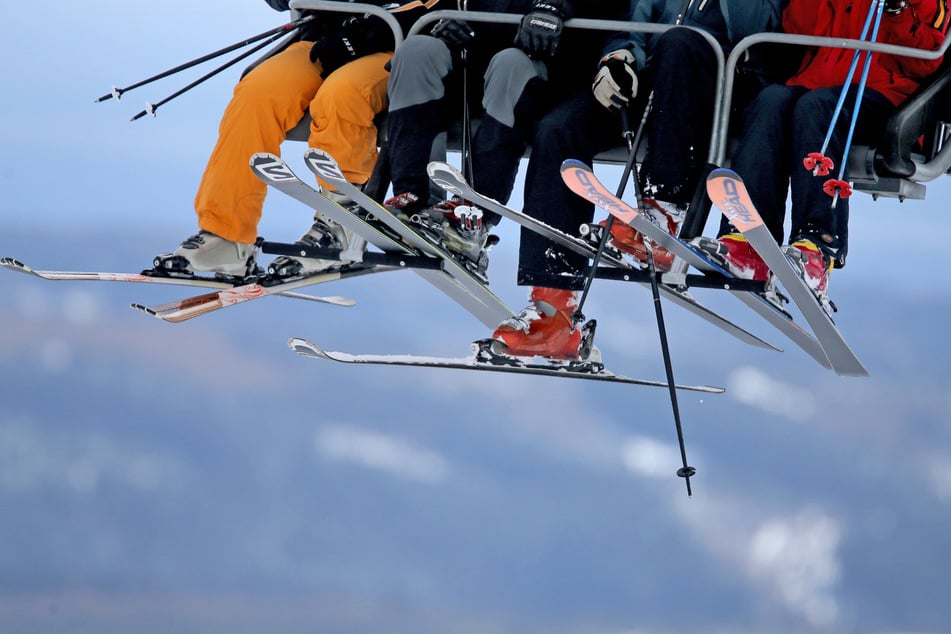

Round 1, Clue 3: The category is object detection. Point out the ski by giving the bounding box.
[1,256,355,308]
[133,239,449,323]
[288,337,725,393]
[428,160,632,268]
[252,151,514,329]
[705,168,868,377]
[302,148,514,326]
[0,257,364,322]
[560,159,832,369]
[427,160,778,352]
[130,264,378,323]
[2,256,241,288]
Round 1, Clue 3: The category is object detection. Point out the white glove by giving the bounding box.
[592,49,638,111]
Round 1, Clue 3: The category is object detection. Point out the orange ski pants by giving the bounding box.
[194,41,392,244]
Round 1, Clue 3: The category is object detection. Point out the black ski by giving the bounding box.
[288,337,725,393]
[705,168,868,376]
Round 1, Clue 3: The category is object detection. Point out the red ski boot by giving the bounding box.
[784,238,836,314]
[692,233,770,281]
[491,287,583,359]
[600,198,683,271]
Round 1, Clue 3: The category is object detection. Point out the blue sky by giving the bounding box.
[3,2,951,633]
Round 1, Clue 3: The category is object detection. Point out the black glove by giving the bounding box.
[309,15,393,78]
[515,0,571,59]
[309,34,358,77]
[431,19,476,51]
[884,0,908,14]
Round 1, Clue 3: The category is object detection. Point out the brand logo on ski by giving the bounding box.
[571,168,614,210]
[254,157,296,182]
[714,177,757,230]
[428,171,462,196]
[305,152,345,182]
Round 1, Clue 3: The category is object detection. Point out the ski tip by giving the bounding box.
[287,337,327,359]
[305,147,331,158]
[707,167,741,181]
[1,257,30,273]
[560,158,591,172]
[250,151,280,164]
[426,161,463,178]
[303,147,346,182]
[130,303,160,318]
[426,161,467,194]
[326,296,357,307]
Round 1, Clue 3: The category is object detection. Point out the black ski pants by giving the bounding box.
[515,90,631,290]
[386,37,548,223]
[724,83,894,264]
[639,26,721,205]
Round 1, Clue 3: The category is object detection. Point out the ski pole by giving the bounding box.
[574,0,701,494]
[572,110,696,497]
[459,0,475,184]
[643,248,696,497]
[802,0,881,177]
[573,0,696,319]
[572,109,639,321]
[825,0,887,206]
[96,15,314,103]
[623,110,696,497]
[129,26,297,121]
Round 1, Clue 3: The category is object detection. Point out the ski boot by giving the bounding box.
[691,233,787,312]
[784,238,837,315]
[691,233,769,281]
[268,214,366,278]
[484,287,588,361]
[578,222,624,260]
[597,198,684,271]
[385,193,496,276]
[153,231,258,280]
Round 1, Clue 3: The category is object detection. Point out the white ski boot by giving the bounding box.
[154,231,257,278]
[268,214,366,278]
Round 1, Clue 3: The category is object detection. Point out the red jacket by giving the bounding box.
[783,0,950,105]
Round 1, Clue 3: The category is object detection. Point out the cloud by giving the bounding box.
[922,452,951,503]
[314,424,450,485]
[673,494,845,630]
[747,508,843,628]
[0,420,186,494]
[621,435,689,479]
[728,366,816,422]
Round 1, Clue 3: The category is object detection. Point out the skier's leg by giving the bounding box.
[160,41,320,276]
[470,47,548,217]
[385,35,455,210]
[728,84,805,243]
[269,53,392,278]
[404,47,546,270]
[194,41,321,245]
[691,84,808,284]
[640,27,718,205]
[489,92,622,360]
[308,52,392,187]
[517,91,620,290]
[789,86,894,264]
